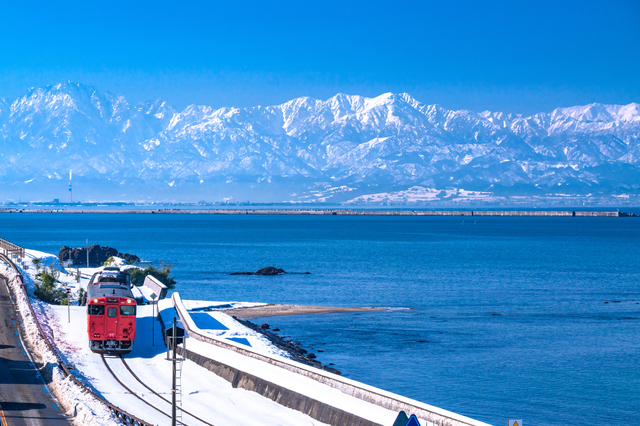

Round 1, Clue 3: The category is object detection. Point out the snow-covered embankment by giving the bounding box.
[0,256,125,426]
[168,293,492,426]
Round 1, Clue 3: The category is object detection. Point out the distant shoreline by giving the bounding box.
[0,208,633,217]
[223,304,388,318]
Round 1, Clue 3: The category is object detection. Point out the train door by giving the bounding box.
[105,300,119,341]
[88,301,105,342]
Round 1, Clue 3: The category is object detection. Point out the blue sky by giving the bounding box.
[0,0,638,114]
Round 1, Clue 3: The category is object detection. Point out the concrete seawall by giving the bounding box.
[170,293,492,426]
[0,208,627,217]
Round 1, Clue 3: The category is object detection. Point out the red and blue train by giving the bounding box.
[86,267,137,354]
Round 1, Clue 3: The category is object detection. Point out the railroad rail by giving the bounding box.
[0,249,152,426]
[101,355,172,421]
[102,355,216,426]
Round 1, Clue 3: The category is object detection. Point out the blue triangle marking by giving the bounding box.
[405,415,421,426]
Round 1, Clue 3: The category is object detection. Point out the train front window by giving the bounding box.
[107,307,117,318]
[120,305,136,316]
[88,305,104,315]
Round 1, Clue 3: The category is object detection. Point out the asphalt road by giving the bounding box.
[0,276,70,426]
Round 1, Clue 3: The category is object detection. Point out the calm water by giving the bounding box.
[1,212,639,425]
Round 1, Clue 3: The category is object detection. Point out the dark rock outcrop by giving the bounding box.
[230,266,285,276]
[255,267,285,275]
[58,245,140,267]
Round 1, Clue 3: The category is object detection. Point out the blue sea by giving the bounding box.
[1,211,639,425]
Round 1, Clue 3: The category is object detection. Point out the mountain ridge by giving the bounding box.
[1,81,639,204]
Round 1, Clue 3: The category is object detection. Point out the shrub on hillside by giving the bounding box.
[102,256,116,266]
[129,263,176,289]
[35,266,67,304]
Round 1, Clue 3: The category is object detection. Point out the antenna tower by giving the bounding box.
[68,170,73,203]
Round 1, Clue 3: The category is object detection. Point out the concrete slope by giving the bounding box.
[0,276,70,426]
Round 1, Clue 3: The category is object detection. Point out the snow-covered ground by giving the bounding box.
[0,255,121,426]
[5,248,489,426]
[178,300,286,356]
[344,186,499,204]
[44,303,331,426]
[9,251,337,425]
[168,297,402,426]
[182,300,267,311]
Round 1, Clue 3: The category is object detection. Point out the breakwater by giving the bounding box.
[0,208,631,217]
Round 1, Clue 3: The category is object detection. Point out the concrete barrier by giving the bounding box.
[574,211,618,217]
[142,275,168,300]
[0,208,628,217]
[171,293,492,426]
[471,210,575,216]
[177,347,380,426]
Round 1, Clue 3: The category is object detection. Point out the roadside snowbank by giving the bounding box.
[0,260,120,426]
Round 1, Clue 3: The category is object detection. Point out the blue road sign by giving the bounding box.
[391,411,409,426]
[405,415,421,426]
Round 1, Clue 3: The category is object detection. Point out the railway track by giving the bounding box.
[101,355,216,426]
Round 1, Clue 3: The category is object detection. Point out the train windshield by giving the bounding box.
[88,305,104,315]
[120,305,136,316]
[107,307,117,318]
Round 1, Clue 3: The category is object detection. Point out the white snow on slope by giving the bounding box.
[3,81,640,202]
[43,303,331,426]
[172,306,403,426]
[182,299,267,311]
[0,259,121,426]
[6,247,489,426]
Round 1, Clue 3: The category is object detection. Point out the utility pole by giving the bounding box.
[66,287,71,323]
[166,316,184,426]
[150,292,158,346]
[171,317,177,426]
[86,239,89,268]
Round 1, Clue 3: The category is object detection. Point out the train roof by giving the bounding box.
[87,284,134,300]
[89,267,130,283]
[87,268,134,300]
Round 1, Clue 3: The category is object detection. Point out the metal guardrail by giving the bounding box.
[0,237,25,258]
[0,253,20,276]
[0,252,151,426]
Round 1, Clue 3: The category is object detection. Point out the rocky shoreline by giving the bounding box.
[224,304,388,375]
[232,316,343,375]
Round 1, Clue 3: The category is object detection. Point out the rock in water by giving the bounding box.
[254,266,285,275]
[230,266,286,275]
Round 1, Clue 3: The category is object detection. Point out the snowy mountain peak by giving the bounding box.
[1,82,639,202]
[555,102,640,122]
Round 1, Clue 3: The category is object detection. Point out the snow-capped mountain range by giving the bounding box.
[1,81,639,203]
